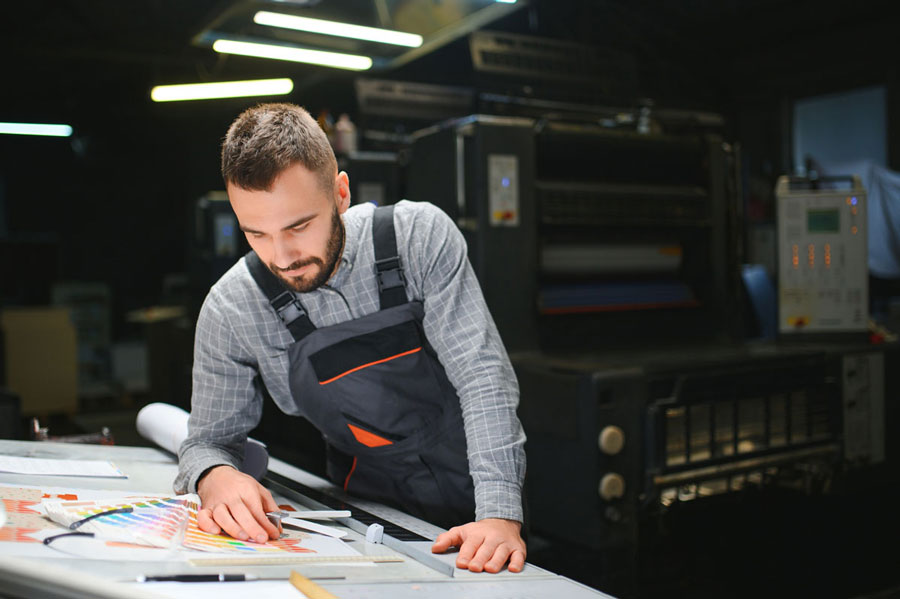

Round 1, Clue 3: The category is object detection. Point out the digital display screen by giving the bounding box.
[807,209,840,233]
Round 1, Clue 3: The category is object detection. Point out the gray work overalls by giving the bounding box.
[246,205,476,528]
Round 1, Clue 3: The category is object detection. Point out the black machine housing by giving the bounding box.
[408,114,898,597]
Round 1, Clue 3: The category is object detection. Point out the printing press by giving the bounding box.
[408,112,900,598]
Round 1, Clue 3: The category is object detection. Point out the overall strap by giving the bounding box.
[245,251,317,342]
[372,205,407,310]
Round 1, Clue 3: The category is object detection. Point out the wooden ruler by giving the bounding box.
[188,554,403,567]
[290,571,337,599]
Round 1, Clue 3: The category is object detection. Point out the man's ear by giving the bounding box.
[335,171,351,214]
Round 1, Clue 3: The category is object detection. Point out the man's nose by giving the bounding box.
[272,236,298,269]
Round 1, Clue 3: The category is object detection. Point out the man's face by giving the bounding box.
[229,163,351,293]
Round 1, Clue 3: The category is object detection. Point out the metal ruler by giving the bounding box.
[265,472,428,541]
[264,472,454,577]
[188,554,403,567]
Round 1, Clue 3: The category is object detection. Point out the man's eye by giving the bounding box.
[292,224,309,233]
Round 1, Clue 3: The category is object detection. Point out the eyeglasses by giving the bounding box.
[43,531,95,545]
[43,506,135,545]
[68,506,133,530]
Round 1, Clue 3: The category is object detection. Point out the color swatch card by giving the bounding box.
[181,500,360,556]
[43,496,191,549]
[1,485,59,545]
[42,492,363,558]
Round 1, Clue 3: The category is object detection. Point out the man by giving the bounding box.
[175,103,527,573]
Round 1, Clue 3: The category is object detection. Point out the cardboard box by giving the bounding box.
[1,307,77,415]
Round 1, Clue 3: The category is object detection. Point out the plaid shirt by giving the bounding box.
[175,200,526,523]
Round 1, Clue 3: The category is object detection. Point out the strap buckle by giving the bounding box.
[374,256,405,292]
[272,291,307,325]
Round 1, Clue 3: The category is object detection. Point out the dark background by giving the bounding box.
[2,2,899,597]
[2,0,897,336]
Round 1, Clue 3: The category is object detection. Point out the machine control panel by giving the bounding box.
[776,176,868,334]
[487,154,520,226]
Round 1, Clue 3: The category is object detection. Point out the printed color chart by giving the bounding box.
[43,496,191,549]
[45,494,319,554]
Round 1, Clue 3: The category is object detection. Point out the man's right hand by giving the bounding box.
[195,465,281,543]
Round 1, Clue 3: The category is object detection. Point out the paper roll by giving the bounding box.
[136,402,268,481]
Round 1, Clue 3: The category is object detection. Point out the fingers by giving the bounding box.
[484,543,528,573]
[434,519,527,573]
[259,488,283,537]
[463,535,501,573]
[507,549,526,573]
[196,508,221,534]
[431,528,463,553]
[260,487,279,514]
[196,467,281,542]
[239,489,281,541]
[209,495,278,543]
[454,529,483,570]
[229,501,270,544]
[211,503,246,540]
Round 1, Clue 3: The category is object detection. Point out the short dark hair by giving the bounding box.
[221,103,337,191]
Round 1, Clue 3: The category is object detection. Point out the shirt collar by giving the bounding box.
[325,213,358,289]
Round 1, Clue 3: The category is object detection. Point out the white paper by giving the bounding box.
[122,581,300,599]
[27,529,190,562]
[281,517,347,538]
[0,455,126,478]
[278,510,351,520]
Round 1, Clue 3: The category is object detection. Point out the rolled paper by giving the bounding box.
[136,402,268,481]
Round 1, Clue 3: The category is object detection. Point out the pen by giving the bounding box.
[135,574,346,583]
[136,574,258,582]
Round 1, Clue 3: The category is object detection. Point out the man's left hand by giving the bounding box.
[431,518,526,573]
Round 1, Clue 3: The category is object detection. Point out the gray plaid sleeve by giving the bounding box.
[173,286,265,494]
[402,203,527,522]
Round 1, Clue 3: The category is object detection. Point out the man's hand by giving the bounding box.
[431,518,526,573]
[195,465,281,543]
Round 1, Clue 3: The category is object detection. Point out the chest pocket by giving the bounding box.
[308,317,446,446]
[309,321,422,386]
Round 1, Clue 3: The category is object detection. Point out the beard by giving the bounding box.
[269,207,345,293]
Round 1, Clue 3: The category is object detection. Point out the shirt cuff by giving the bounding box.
[174,448,241,495]
[474,479,523,523]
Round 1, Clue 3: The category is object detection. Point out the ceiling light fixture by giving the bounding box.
[212,39,373,71]
[0,122,73,137]
[253,11,423,48]
[150,78,295,102]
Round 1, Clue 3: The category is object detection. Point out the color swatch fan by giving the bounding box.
[42,496,191,549]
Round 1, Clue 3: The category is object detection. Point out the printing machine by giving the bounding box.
[407,113,742,353]
[407,113,899,597]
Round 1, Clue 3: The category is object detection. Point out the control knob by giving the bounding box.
[598,425,625,455]
[598,472,626,501]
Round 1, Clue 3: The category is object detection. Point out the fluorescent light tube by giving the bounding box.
[254,11,423,48]
[150,78,295,102]
[0,122,73,137]
[495,0,517,3]
[213,39,372,71]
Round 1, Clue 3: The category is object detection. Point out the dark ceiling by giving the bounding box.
[3,0,897,124]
